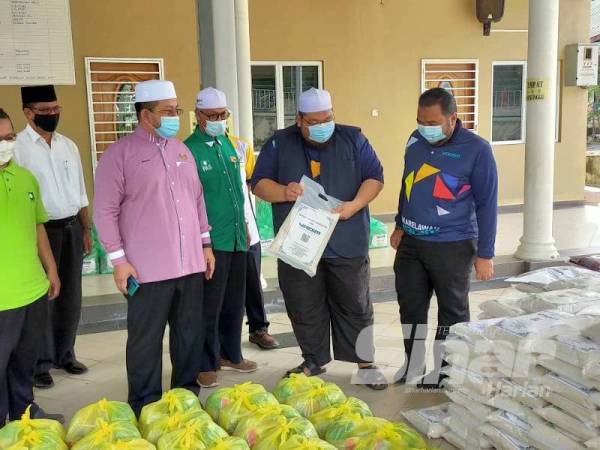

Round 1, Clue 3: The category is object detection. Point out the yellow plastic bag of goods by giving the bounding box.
[233,405,304,445]
[284,383,347,417]
[273,374,325,403]
[279,435,337,450]
[209,436,250,450]
[66,398,137,444]
[156,417,229,450]
[205,382,279,433]
[309,397,373,437]
[236,415,319,450]
[139,388,202,435]
[326,417,427,450]
[71,419,142,450]
[142,407,211,444]
[4,429,68,450]
[0,407,65,448]
[98,439,157,450]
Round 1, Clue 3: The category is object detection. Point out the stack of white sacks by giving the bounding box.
[403,266,600,450]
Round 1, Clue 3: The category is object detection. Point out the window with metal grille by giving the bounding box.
[421,60,479,132]
[84,58,164,169]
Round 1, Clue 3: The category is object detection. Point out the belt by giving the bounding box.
[45,216,78,228]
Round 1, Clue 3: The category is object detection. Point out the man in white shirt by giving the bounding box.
[15,85,92,390]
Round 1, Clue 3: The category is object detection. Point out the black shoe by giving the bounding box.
[415,371,448,390]
[62,360,88,375]
[285,360,326,378]
[355,365,389,391]
[32,407,65,424]
[34,373,54,389]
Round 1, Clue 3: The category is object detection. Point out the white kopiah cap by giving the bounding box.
[298,88,332,113]
[135,80,177,102]
[196,87,227,109]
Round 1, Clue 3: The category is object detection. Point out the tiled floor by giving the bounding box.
[83,205,600,297]
[34,288,510,449]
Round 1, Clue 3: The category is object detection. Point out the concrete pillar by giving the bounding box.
[515,0,560,261]
[234,0,254,144]
[211,0,240,134]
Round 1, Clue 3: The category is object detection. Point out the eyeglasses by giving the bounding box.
[152,107,183,117]
[28,106,62,115]
[301,116,334,127]
[199,110,230,121]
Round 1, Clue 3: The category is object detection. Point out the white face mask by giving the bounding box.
[0,140,15,165]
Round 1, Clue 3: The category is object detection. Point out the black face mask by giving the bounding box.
[34,114,60,133]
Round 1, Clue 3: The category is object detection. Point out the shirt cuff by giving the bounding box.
[108,249,128,266]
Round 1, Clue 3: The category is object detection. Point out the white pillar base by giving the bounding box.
[515,238,560,261]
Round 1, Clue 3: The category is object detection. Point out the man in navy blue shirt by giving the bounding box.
[391,88,498,388]
[252,88,387,390]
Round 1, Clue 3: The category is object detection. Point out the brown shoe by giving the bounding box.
[249,330,280,350]
[220,358,258,373]
[196,371,219,388]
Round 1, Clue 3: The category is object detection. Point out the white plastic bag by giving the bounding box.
[479,292,529,318]
[538,357,600,390]
[402,403,449,439]
[445,388,494,418]
[537,334,600,374]
[269,176,341,277]
[450,318,502,343]
[535,406,599,442]
[444,365,498,396]
[527,422,586,450]
[486,409,532,442]
[479,424,531,450]
[541,372,600,410]
[519,289,600,315]
[546,390,600,427]
[442,430,492,449]
[506,266,600,293]
[496,379,549,410]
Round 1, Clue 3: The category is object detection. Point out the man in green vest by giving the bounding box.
[185,87,257,389]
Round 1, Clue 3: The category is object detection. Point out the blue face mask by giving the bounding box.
[156,116,180,138]
[205,119,227,137]
[418,124,447,144]
[308,121,335,144]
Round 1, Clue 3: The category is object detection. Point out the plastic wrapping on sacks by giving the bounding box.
[139,389,202,437]
[272,374,325,404]
[535,406,599,442]
[442,430,493,450]
[443,365,497,396]
[207,436,250,450]
[450,318,502,343]
[142,408,211,444]
[538,357,600,390]
[3,429,68,450]
[506,266,600,293]
[479,293,528,318]
[546,390,600,427]
[66,399,137,444]
[443,403,485,442]
[284,383,346,418]
[527,421,586,450]
[486,409,534,442]
[541,372,600,410]
[402,403,449,440]
[278,435,337,450]
[308,397,372,438]
[156,418,228,450]
[0,407,65,448]
[496,379,549,410]
[205,383,279,434]
[479,425,530,450]
[519,288,600,315]
[234,415,318,450]
[444,388,494,418]
[536,333,600,375]
[71,420,141,450]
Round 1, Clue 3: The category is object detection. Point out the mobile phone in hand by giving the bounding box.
[127,276,140,297]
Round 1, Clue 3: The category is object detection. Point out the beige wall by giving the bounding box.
[0,0,201,200]
[249,0,590,214]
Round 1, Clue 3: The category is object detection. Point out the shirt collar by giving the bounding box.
[134,126,167,146]
[25,123,59,144]
[1,159,17,175]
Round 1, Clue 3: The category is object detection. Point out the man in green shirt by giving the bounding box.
[0,108,63,425]
[185,88,256,389]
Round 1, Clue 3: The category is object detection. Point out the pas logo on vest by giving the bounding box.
[201,160,213,172]
[28,192,35,201]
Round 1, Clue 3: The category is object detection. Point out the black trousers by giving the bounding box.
[37,221,83,374]
[245,243,270,333]
[199,250,247,372]
[394,236,476,374]
[127,273,204,416]
[278,257,374,367]
[0,296,46,426]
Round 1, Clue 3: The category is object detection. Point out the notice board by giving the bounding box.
[0,0,75,85]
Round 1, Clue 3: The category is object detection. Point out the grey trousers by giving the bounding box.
[278,257,374,367]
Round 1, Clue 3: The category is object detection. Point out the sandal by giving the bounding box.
[285,360,326,378]
[355,364,389,391]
